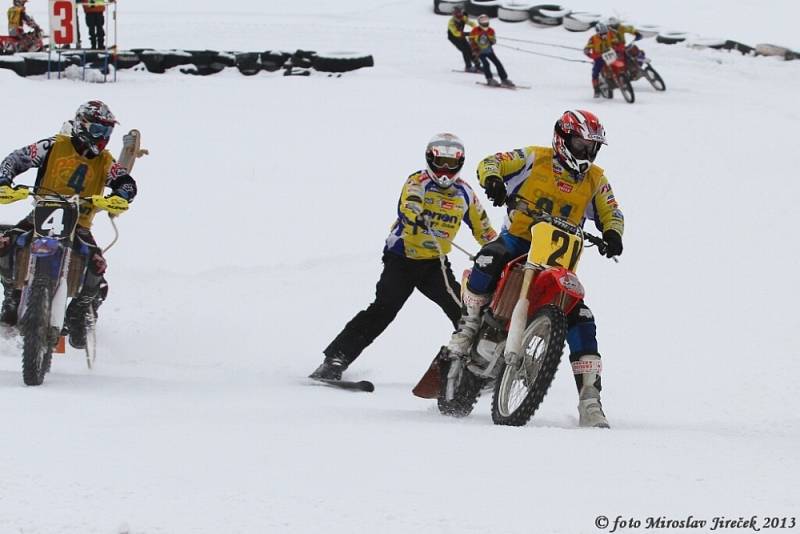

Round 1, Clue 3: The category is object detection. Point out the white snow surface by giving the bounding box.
[1,1,799,533]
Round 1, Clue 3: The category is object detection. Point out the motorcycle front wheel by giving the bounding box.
[491,304,567,426]
[644,65,666,91]
[617,73,636,103]
[20,280,54,386]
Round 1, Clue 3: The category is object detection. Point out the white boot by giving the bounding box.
[572,354,610,428]
[446,289,490,358]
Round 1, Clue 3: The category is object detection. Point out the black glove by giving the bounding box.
[602,230,623,258]
[484,175,507,207]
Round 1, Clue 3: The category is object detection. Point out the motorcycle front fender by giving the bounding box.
[527,266,585,316]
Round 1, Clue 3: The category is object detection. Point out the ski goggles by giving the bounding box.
[568,136,601,161]
[84,121,114,139]
[430,155,462,170]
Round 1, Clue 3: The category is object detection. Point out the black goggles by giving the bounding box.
[568,136,601,160]
[430,155,462,170]
[86,122,114,139]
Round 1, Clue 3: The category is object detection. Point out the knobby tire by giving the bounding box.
[491,304,567,426]
[20,280,53,386]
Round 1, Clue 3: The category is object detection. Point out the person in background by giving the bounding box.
[607,17,645,66]
[82,0,106,50]
[469,14,514,87]
[7,0,41,51]
[448,7,480,72]
[583,23,617,98]
[310,134,497,382]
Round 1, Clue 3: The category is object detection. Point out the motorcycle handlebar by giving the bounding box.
[505,195,613,258]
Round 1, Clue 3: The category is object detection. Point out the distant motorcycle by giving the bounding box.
[623,44,666,91]
[597,48,635,104]
[0,28,46,55]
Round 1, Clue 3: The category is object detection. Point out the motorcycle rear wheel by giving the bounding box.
[20,281,54,386]
[437,358,486,417]
[644,65,666,91]
[491,304,567,426]
[617,73,636,103]
[598,74,613,99]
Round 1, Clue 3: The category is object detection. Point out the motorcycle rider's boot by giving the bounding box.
[309,351,349,381]
[0,281,21,327]
[573,354,610,428]
[65,294,97,350]
[445,289,490,359]
[592,79,601,98]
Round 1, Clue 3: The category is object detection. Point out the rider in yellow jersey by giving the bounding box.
[310,133,496,381]
[445,110,624,428]
[0,101,137,349]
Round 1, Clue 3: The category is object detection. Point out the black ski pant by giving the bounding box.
[324,251,462,365]
[85,11,105,49]
[478,50,508,82]
[448,33,476,70]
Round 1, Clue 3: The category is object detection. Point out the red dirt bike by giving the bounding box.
[0,28,45,55]
[623,44,666,91]
[413,199,615,426]
[597,47,635,104]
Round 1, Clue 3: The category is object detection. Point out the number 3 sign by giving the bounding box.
[49,0,75,46]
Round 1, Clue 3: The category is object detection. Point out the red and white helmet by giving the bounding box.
[553,110,607,179]
[72,100,118,157]
[425,133,465,188]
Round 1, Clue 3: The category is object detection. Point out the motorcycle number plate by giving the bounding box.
[34,202,78,239]
[602,49,618,64]
[528,221,583,271]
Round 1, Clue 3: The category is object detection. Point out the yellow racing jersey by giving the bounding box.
[35,134,116,227]
[448,14,475,38]
[476,146,624,240]
[612,24,640,46]
[385,171,497,260]
[7,6,22,31]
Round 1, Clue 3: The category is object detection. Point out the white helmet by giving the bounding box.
[425,133,465,188]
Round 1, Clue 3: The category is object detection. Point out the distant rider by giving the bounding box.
[0,101,137,350]
[7,0,41,52]
[443,110,624,428]
[583,23,618,98]
[607,17,645,66]
[310,134,497,381]
[448,7,480,72]
[469,14,514,88]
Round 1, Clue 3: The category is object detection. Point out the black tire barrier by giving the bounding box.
[686,37,728,49]
[529,4,569,26]
[656,32,690,45]
[289,49,316,70]
[4,47,374,77]
[563,11,601,32]
[497,3,533,22]
[466,0,498,17]
[139,50,194,73]
[236,52,261,75]
[261,50,291,72]
[434,0,466,15]
[311,52,374,73]
[114,51,140,70]
[719,40,756,55]
[0,55,25,76]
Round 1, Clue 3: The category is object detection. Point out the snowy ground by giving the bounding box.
[1,1,799,533]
